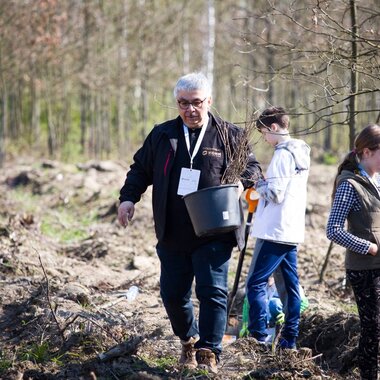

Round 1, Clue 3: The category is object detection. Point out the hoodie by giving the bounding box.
[251,139,310,244]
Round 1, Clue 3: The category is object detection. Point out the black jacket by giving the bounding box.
[119,112,262,250]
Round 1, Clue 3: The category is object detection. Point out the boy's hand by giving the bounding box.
[255,179,268,195]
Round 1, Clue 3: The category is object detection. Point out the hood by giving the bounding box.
[276,139,311,171]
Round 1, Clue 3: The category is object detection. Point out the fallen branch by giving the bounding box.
[97,327,163,362]
[35,248,66,342]
[99,296,127,309]
[77,312,120,343]
[294,352,323,365]
[98,335,144,362]
[319,241,334,283]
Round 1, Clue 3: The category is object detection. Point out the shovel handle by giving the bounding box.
[246,188,259,214]
[226,188,259,319]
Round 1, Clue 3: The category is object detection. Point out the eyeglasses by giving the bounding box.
[177,97,207,110]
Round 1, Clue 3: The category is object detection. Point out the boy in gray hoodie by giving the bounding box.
[246,106,310,349]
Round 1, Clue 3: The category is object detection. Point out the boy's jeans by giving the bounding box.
[156,240,233,355]
[247,239,301,341]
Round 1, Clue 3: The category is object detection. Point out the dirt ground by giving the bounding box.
[0,158,362,379]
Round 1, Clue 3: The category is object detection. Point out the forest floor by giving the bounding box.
[0,158,362,379]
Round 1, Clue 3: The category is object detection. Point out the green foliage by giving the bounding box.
[12,184,96,243]
[20,341,51,364]
[192,368,213,378]
[61,136,85,163]
[12,188,39,213]
[143,355,177,370]
[339,301,358,314]
[20,341,65,366]
[40,208,94,243]
[51,355,64,366]
[321,152,338,166]
[0,350,13,375]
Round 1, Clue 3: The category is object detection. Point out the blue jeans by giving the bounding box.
[246,239,301,341]
[156,240,233,355]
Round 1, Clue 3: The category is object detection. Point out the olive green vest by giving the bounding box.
[337,170,380,270]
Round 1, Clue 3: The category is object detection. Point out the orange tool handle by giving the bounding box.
[246,188,259,214]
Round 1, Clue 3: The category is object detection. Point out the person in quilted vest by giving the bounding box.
[327,124,380,380]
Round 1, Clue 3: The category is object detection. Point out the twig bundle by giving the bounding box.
[219,119,258,185]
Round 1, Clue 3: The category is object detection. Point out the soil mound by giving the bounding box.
[0,159,361,379]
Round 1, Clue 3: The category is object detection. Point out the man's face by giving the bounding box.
[176,89,212,129]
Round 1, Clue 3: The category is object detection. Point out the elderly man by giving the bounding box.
[118,72,261,373]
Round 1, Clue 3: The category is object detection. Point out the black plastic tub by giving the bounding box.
[183,184,241,237]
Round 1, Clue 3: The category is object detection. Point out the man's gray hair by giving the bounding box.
[173,72,212,99]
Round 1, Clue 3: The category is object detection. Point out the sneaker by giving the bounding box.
[257,334,273,347]
[196,348,218,374]
[179,336,199,370]
[279,337,296,350]
[250,333,273,347]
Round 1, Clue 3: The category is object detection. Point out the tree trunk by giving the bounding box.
[101,91,110,157]
[47,100,56,157]
[95,94,101,157]
[324,120,333,151]
[31,76,41,147]
[206,0,215,90]
[116,0,128,156]
[9,91,21,140]
[266,19,274,105]
[348,0,358,148]
[45,68,57,157]
[0,48,6,166]
[140,74,148,141]
[89,94,96,157]
[61,84,71,150]
[80,0,91,155]
[183,32,190,74]
[0,92,4,166]
[80,88,89,155]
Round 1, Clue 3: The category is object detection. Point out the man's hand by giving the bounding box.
[118,201,135,228]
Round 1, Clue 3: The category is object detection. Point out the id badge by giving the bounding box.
[177,167,201,196]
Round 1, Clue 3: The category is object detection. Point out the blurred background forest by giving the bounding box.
[0,0,379,166]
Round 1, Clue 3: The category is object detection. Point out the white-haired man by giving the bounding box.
[118,72,262,373]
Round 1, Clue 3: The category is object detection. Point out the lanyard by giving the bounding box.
[183,123,207,169]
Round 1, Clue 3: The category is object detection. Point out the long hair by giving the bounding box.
[331,124,380,198]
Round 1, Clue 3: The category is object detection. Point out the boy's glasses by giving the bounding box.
[177,98,207,110]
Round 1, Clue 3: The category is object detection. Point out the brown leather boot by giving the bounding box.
[196,348,218,374]
[179,336,199,370]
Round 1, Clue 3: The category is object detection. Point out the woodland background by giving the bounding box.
[0,0,379,165]
[0,1,379,379]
